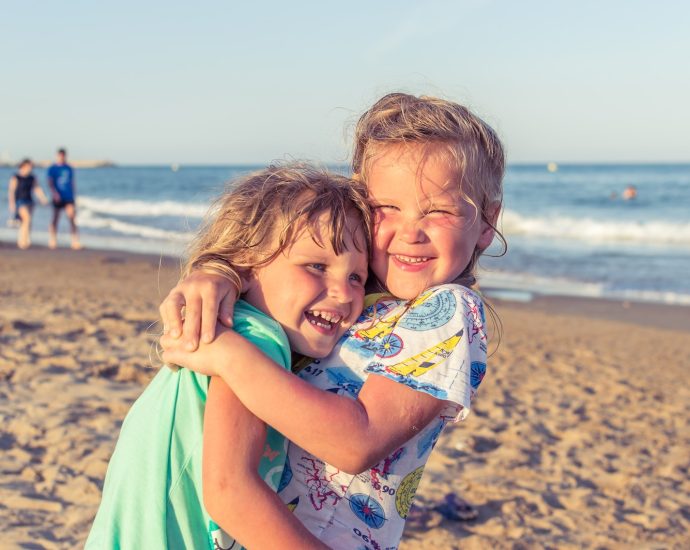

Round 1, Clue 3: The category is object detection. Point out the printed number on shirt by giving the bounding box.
[303,365,324,377]
[371,482,396,495]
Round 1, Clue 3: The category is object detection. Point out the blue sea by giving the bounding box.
[2,164,689,306]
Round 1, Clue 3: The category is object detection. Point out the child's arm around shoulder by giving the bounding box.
[160,271,238,350]
[203,377,329,549]
[162,286,486,475]
[188,338,445,474]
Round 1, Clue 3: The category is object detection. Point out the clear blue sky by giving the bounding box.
[2,0,689,164]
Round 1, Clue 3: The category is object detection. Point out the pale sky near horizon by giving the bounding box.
[2,0,689,165]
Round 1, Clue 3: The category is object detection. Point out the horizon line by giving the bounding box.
[2,160,690,169]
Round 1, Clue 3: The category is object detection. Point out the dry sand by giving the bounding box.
[1,244,689,549]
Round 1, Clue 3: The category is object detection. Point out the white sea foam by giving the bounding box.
[479,269,690,306]
[479,270,606,299]
[77,196,209,218]
[77,209,193,241]
[501,209,690,246]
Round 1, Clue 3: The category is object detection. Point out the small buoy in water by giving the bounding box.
[547,162,558,173]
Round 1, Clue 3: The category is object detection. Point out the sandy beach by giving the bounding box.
[1,244,689,549]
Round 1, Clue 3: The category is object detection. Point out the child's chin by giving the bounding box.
[389,283,425,300]
[303,349,331,359]
[296,343,334,359]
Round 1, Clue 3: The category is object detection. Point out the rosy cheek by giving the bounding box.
[372,216,388,241]
[375,210,402,235]
[373,210,387,231]
[370,239,388,267]
[429,215,461,229]
[372,215,396,259]
[372,242,386,259]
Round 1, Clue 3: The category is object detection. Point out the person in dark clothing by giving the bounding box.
[8,158,49,249]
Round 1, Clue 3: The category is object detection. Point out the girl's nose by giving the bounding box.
[328,278,353,304]
[398,217,424,244]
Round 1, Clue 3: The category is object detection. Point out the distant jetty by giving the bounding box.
[0,159,116,168]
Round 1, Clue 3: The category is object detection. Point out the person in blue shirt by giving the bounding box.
[47,148,82,249]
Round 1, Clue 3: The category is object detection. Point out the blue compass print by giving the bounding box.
[349,493,387,529]
[398,289,456,331]
[375,333,403,358]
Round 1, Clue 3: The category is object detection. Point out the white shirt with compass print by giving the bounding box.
[276,284,488,550]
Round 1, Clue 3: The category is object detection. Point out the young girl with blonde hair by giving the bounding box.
[87,164,371,549]
[161,92,505,548]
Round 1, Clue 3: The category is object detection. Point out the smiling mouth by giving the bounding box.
[305,310,344,330]
[394,254,431,264]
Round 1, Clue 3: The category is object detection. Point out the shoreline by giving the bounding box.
[1,245,689,548]
[3,240,689,321]
[485,291,690,332]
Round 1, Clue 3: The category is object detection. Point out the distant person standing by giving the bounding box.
[47,148,82,249]
[8,158,49,249]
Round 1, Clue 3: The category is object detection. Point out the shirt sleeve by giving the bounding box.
[362,285,488,420]
[234,310,292,372]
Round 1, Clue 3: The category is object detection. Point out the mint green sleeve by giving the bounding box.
[230,303,292,491]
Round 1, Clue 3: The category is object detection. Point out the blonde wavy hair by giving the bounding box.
[182,163,372,293]
[352,92,506,288]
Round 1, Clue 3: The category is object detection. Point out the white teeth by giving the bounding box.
[307,310,343,324]
[309,319,331,329]
[395,255,430,264]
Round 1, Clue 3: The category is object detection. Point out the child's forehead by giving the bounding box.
[367,141,453,167]
[286,212,368,253]
[368,143,459,181]
[368,162,463,198]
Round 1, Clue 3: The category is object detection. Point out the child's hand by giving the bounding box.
[160,271,238,351]
[159,322,232,377]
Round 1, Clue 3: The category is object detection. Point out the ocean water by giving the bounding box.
[2,163,689,306]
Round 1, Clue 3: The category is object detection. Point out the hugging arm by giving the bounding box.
[164,332,445,474]
[203,376,328,549]
[160,272,238,349]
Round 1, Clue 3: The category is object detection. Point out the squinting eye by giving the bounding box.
[308,263,326,272]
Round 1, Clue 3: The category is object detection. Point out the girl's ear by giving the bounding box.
[477,202,501,250]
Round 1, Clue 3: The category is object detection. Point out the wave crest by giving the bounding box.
[502,209,690,245]
[78,196,209,218]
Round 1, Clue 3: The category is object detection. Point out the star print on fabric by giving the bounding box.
[263,444,280,461]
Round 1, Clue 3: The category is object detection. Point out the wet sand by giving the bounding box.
[1,244,689,548]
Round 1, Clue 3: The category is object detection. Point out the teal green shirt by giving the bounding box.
[86,301,291,550]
